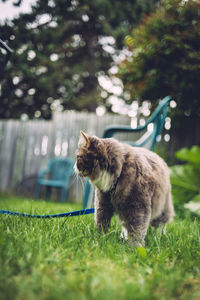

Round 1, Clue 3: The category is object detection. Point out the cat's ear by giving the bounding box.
[79,130,90,147]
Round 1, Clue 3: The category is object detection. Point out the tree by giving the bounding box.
[0,0,159,119]
[118,0,200,148]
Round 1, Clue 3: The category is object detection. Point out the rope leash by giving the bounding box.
[0,208,94,218]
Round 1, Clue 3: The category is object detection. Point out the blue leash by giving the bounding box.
[0,208,94,218]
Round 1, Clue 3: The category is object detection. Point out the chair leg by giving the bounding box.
[46,186,51,201]
[83,178,92,209]
[61,188,67,203]
[35,183,40,200]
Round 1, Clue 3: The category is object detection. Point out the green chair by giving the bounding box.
[35,157,74,202]
[83,96,172,208]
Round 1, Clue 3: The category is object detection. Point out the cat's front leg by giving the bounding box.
[94,188,114,233]
[121,202,151,247]
[126,221,149,247]
[120,225,128,241]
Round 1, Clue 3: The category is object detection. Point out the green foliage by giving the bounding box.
[118,0,200,121]
[170,146,200,215]
[0,195,200,300]
[0,0,159,119]
[175,146,200,164]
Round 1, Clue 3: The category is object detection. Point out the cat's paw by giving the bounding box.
[120,226,128,241]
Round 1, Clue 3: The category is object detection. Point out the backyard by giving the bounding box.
[0,0,200,299]
[0,193,200,300]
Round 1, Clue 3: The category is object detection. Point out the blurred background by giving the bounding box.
[0,0,199,207]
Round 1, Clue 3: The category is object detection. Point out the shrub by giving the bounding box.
[170,146,200,215]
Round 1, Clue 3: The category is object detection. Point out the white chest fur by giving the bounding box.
[92,170,113,192]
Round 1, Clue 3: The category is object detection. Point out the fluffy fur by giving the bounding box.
[74,131,175,246]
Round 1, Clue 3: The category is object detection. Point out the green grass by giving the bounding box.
[0,195,200,300]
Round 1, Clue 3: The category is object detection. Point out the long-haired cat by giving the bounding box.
[74,131,175,246]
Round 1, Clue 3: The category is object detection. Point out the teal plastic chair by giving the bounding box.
[83,96,172,208]
[35,157,74,202]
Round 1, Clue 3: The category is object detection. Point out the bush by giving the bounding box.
[170,146,200,215]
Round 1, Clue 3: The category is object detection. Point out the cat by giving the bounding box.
[74,130,175,247]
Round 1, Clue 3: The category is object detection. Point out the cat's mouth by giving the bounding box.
[78,173,85,177]
[73,162,88,177]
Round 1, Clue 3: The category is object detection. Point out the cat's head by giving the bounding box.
[74,131,107,181]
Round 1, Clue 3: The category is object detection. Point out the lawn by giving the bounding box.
[0,194,200,300]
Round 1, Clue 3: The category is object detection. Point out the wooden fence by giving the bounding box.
[0,111,131,202]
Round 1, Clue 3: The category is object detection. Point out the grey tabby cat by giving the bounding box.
[74,131,175,246]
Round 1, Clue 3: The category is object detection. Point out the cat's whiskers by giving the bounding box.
[79,176,85,192]
[73,171,86,194]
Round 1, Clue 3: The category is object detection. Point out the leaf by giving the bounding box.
[124,35,134,46]
[170,164,200,193]
[170,147,200,205]
[184,201,200,215]
[190,194,200,203]
[175,146,200,164]
[137,246,147,258]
